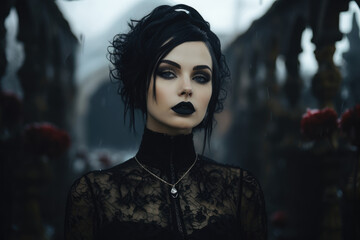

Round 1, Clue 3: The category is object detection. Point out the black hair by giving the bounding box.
[108,4,230,148]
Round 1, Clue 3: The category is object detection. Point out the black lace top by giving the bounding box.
[65,128,267,240]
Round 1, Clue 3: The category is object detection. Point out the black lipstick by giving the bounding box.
[171,102,195,115]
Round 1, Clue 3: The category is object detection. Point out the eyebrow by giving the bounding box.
[160,59,212,72]
[160,60,181,69]
[193,65,212,72]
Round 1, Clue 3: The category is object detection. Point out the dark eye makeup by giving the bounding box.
[156,68,177,79]
[193,71,211,84]
[156,66,211,84]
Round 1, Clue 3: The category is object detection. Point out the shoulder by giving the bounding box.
[69,158,138,194]
[199,155,263,193]
[198,155,252,178]
[199,155,241,171]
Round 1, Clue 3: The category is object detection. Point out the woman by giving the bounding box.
[65,4,267,240]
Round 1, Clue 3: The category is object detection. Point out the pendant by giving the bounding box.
[171,186,178,198]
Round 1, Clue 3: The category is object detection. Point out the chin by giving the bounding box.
[170,118,202,130]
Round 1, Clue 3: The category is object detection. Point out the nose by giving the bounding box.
[180,88,192,97]
[179,76,193,98]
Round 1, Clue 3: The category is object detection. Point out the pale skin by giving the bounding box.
[146,41,213,136]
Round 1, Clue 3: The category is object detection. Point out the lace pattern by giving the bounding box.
[65,157,267,239]
[65,128,267,239]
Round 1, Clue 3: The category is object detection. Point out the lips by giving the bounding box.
[171,102,195,115]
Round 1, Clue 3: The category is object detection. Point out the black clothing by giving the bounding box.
[65,128,267,239]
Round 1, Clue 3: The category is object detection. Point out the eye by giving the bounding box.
[156,69,177,79]
[193,72,211,84]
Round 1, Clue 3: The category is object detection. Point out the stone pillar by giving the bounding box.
[309,0,349,109]
[284,17,306,107]
[15,0,48,123]
[311,44,342,109]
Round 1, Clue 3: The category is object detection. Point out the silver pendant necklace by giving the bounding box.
[134,154,198,198]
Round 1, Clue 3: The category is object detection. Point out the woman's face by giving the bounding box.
[146,41,213,135]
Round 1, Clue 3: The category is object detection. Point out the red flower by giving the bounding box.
[339,104,360,146]
[301,108,338,140]
[0,91,23,127]
[270,210,288,228]
[24,123,71,157]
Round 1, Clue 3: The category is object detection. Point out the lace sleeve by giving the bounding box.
[238,169,268,240]
[64,174,98,240]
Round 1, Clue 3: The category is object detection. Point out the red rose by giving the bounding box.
[0,91,23,127]
[24,123,71,157]
[301,108,338,140]
[339,104,360,146]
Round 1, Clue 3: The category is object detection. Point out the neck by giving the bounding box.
[135,128,196,172]
[145,122,192,136]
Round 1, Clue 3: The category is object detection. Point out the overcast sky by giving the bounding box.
[56,0,360,75]
[56,0,276,38]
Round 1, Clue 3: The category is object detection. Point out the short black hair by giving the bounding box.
[108,4,230,147]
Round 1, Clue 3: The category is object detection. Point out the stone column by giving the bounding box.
[309,0,349,109]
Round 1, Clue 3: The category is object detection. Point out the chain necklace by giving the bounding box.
[134,154,198,198]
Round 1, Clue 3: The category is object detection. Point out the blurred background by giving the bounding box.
[1,0,360,239]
